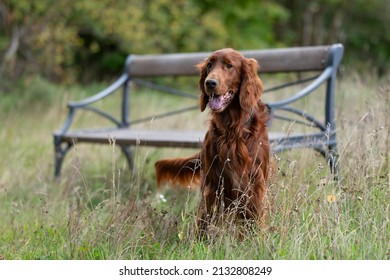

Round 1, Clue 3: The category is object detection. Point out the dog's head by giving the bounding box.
[197,48,263,113]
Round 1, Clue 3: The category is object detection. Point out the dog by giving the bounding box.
[155,48,271,236]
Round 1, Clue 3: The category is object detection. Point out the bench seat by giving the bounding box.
[55,128,334,152]
[55,128,205,148]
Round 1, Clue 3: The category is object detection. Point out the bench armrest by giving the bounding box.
[68,73,129,108]
[268,44,344,109]
[267,66,333,109]
[56,73,130,136]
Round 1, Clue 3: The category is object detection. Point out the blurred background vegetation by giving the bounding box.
[0,1,389,259]
[0,0,389,88]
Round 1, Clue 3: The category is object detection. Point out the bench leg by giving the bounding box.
[120,145,134,173]
[315,145,339,180]
[54,138,74,178]
[326,147,339,180]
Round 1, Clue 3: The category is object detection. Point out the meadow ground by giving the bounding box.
[0,71,389,260]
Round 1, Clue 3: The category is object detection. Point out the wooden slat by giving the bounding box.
[59,128,205,148]
[57,128,330,150]
[127,45,332,77]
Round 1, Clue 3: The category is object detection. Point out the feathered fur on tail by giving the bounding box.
[155,153,201,188]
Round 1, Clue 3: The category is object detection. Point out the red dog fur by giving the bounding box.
[155,48,270,235]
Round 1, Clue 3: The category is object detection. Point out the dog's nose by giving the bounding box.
[205,79,218,89]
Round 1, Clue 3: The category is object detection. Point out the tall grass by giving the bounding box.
[0,72,388,260]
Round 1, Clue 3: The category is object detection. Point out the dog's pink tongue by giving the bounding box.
[209,95,223,111]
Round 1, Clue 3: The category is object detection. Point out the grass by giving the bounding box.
[0,71,389,260]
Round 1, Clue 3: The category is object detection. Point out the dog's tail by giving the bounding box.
[155,153,201,189]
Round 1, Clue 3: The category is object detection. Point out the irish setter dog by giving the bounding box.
[155,48,270,236]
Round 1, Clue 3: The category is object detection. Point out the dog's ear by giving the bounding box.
[197,60,209,112]
[240,58,263,111]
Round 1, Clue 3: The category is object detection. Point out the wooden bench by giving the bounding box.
[53,44,344,177]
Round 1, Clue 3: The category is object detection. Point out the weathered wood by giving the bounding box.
[57,128,328,151]
[127,45,331,77]
[59,128,205,148]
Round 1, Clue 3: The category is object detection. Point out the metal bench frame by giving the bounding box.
[54,44,344,177]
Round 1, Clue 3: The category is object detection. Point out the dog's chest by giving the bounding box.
[206,132,246,172]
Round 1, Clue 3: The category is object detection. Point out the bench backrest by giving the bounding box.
[126,45,341,77]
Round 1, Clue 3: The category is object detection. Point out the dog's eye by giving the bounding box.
[206,63,213,70]
[226,63,233,69]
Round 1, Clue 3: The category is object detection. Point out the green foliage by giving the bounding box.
[1,0,79,81]
[275,0,390,73]
[1,0,388,85]
[1,0,229,82]
[340,0,390,73]
[197,0,290,49]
